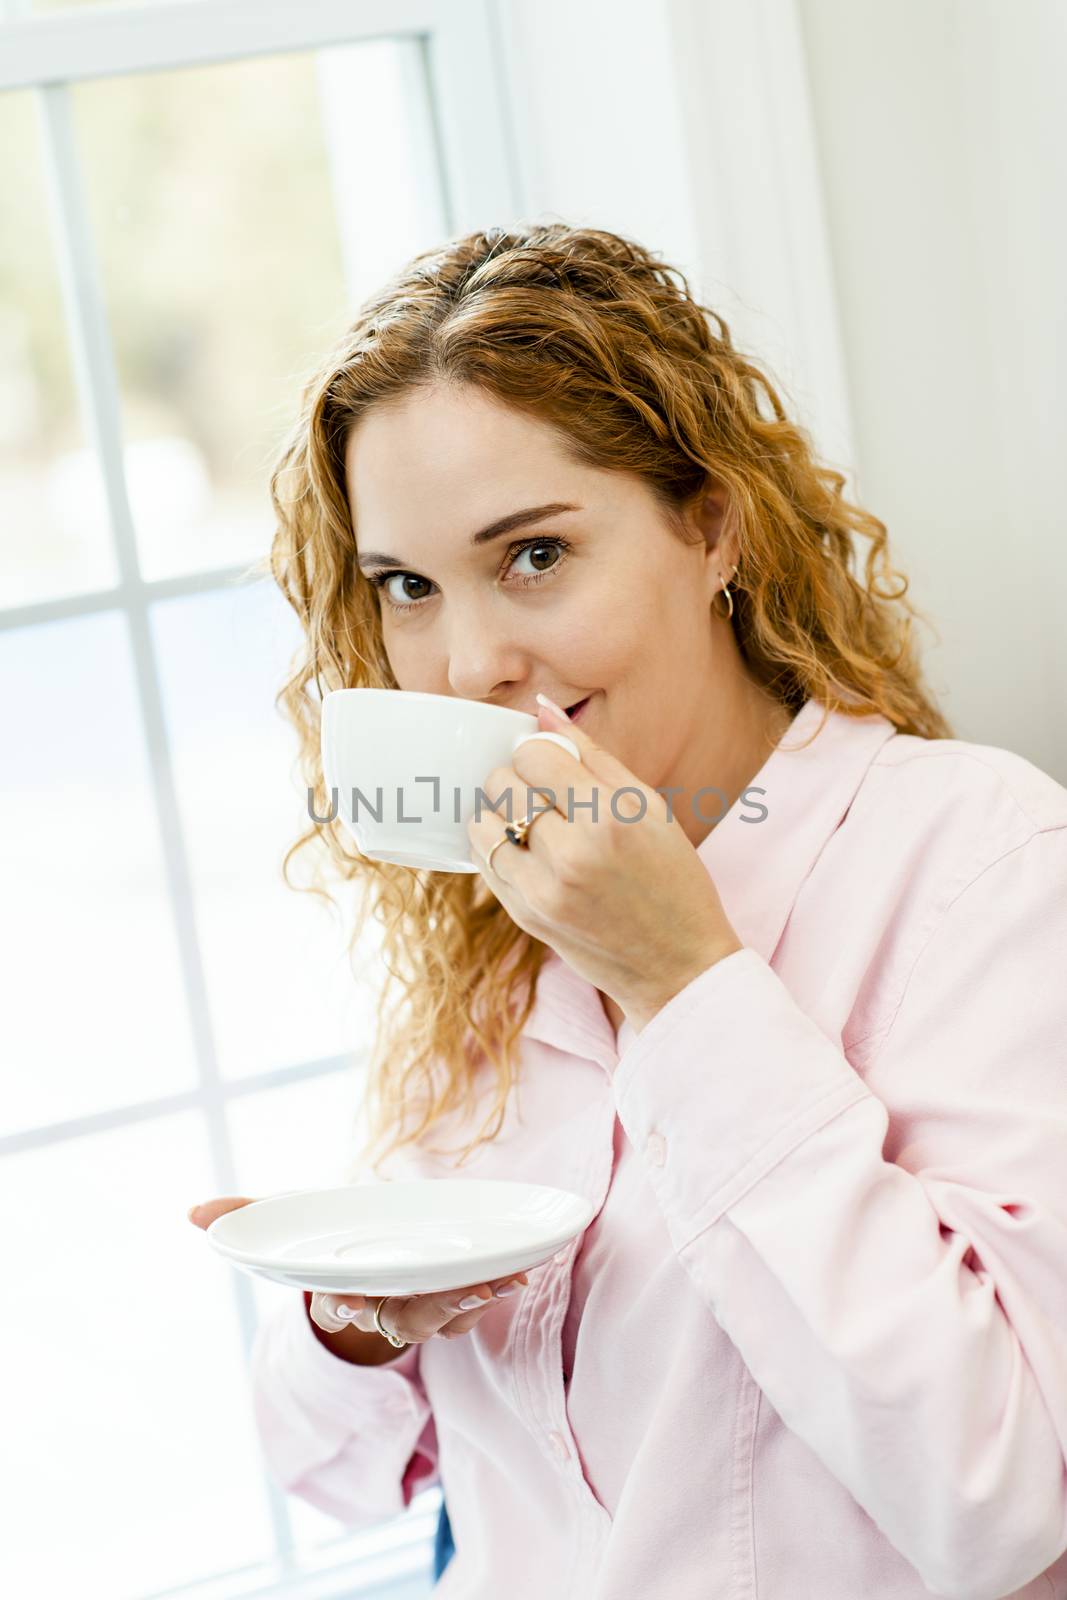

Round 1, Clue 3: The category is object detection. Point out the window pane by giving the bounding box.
[227,1066,371,1383]
[151,578,382,1079]
[0,90,115,608]
[227,1067,368,1204]
[71,48,351,583]
[0,612,197,1138]
[0,1112,274,1597]
[227,1067,377,1554]
[227,1070,442,1566]
[67,33,445,588]
[315,38,450,311]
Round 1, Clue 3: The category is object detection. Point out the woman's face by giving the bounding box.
[344,382,739,794]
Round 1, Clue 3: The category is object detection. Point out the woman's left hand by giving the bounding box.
[467,698,743,1031]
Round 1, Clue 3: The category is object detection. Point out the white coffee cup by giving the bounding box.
[320,688,581,872]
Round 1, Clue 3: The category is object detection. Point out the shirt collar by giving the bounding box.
[519,696,898,1070]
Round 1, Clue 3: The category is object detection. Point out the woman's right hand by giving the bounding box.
[187,1195,529,1345]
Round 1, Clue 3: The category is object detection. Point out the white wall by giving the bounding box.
[494,0,853,474]
[493,0,703,312]
[798,0,1066,778]
[494,0,1066,781]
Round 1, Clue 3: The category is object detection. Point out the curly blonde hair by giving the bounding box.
[252,220,952,1177]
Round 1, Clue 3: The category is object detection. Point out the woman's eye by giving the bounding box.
[376,573,431,607]
[510,540,564,580]
[368,536,570,613]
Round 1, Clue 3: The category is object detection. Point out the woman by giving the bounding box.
[188,223,1067,1597]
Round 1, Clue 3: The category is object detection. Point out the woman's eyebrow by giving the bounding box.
[356,502,582,569]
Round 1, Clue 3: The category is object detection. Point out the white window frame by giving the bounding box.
[0,2,521,1594]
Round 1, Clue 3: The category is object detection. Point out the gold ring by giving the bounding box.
[485,804,550,875]
[373,1295,408,1349]
[486,833,512,875]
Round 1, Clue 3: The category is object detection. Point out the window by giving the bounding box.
[0,2,518,1595]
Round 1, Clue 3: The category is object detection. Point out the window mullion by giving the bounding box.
[0,1053,361,1161]
[0,0,439,92]
[0,565,266,635]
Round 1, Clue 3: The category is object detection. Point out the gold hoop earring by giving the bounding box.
[713,567,737,623]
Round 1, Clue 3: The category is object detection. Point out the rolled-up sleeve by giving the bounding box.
[613,824,1067,1600]
[249,1289,438,1526]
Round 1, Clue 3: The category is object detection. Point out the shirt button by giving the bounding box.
[645,1131,667,1166]
[548,1430,570,1462]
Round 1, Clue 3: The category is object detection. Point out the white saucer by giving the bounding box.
[205,1179,596,1295]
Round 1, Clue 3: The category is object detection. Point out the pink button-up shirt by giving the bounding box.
[250,697,1067,1598]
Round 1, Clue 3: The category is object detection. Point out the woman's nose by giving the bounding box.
[445,627,528,703]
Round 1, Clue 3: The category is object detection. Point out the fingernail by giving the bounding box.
[458,1294,487,1311]
[535,692,571,721]
[494,1282,522,1297]
[187,1204,202,1221]
[335,1303,357,1319]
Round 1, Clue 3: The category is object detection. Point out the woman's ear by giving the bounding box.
[680,480,738,594]
[684,478,733,557]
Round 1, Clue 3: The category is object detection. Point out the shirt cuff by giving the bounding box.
[612,946,872,1249]
[249,1290,427,1491]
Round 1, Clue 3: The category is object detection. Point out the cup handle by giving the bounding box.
[511,730,581,762]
